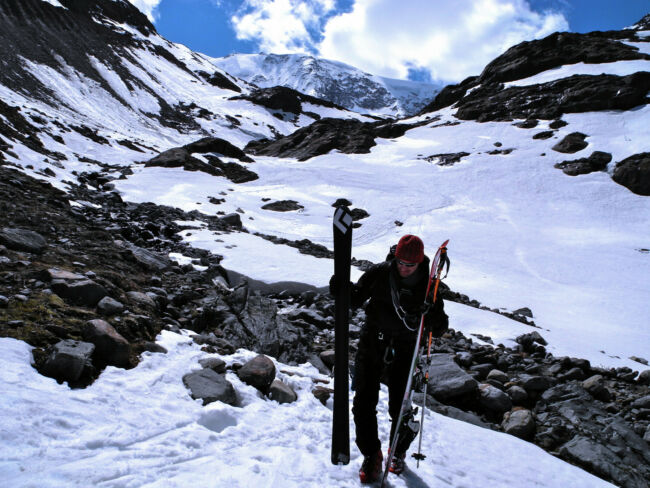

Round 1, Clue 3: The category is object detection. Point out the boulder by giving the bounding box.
[319,349,336,369]
[612,152,650,196]
[506,385,528,405]
[123,243,170,271]
[637,369,650,385]
[41,340,95,385]
[220,213,242,228]
[261,200,304,212]
[0,227,47,253]
[518,374,553,393]
[478,383,512,414]
[183,137,253,162]
[237,354,276,393]
[82,319,130,368]
[199,357,227,374]
[126,291,157,310]
[486,369,509,384]
[182,369,237,406]
[287,309,330,329]
[631,395,650,409]
[582,375,611,402]
[552,132,588,153]
[426,353,479,400]
[502,409,535,440]
[268,379,298,404]
[559,436,626,486]
[41,268,85,281]
[312,386,333,406]
[50,279,108,307]
[554,151,612,176]
[97,296,124,315]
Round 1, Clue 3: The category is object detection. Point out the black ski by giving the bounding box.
[331,205,353,465]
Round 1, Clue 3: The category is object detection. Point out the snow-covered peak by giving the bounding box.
[212,53,444,117]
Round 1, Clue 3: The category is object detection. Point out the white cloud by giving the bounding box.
[128,0,163,22]
[231,0,338,54]
[318,0,568,82]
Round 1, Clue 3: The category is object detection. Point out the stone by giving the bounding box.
[288,309,329,329]
[554,151,612,176]
[199,357,227,374]
[506,385,528,405]
[0,295,8,307]
[631,395,650,409]
[41,268,86,281]
[426,353,479,400]
[0,227,47,253]
[558,367,586,382]
[478,383,512,414]
[312,386,333,406]
[123,243,170,271]
[552,132,588,153]
[221,213,242,228]
[559,436,625,485]
[582,375,612,402]
[183,137,253,162]
[236,354,276,393]
[612,152,650,196]
[97,296,124,315]
[487,369,509,384]
[502,409,535,440]
[518,374,553,393]
[261,200,304,212]
[41,340,95,385]
[268,379,298,404]
[637,369,650,385]
[319,349,335,369]
[82,319,131,368]
[126,291,157,310]
[50,279,108,307]
[182,369,237,406]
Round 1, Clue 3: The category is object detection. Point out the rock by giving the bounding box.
[236,354,276,393]
[644,426,650,443]
[487,369,509,384]
[518,374,553,393]
[41,268,86,281]
[51,279,108,307]
[469,363,493,380]
[512,307,533,318]
[532,130,554,140]
[183,137,253,162]
[426,353,479,400]
[502,409,535,440]
[612,152,650,196]
[243,86,303,114]
[182,369,237,406]
[0,295,8,307]
[558,367,586,382]
[142,342,167,354]
[199,357,227,374]
[552,132,588,153]
[82,319,130,368]
[554,151,612,176]
[41,340,95,385]
[637,369,650,385]
[479,383,512,414]
[220,213,242,228]
[268,379,297,404]
[0,227,47,253]
[261,200,304,212]
[97,296,124,315]
[319,349,335,369]
[630,356,648,365]
[631,395,650,409]
[312,385,333,406]
[287,309,330,329]
[581,375,612,402]
[414,392,493,430]
[126,291,157,310]
[559,436,626,486]
[123,243,170,271]
[506,385,528,405]
[515,331,547,353]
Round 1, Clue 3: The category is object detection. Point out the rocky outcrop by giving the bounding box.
[612,152,650,196]
[554,151,612,175]
[245,117,423,161]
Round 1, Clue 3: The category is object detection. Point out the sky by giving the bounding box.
[128,0,650,83]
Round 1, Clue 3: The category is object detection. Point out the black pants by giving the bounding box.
[352,326,416,456]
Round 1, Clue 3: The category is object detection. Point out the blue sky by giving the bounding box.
[129,0,649,83]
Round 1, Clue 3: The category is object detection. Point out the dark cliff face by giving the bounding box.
[419,17,650,119]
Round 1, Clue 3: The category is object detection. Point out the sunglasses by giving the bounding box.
[397,259,417,268]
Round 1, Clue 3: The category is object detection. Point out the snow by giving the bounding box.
[115,104,650,372]
[0,334,615,487]
[504,59,650,87]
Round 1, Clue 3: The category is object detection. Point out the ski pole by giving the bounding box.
[413,331,433,467]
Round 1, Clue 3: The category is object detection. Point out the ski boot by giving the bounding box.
[359,449,383,484]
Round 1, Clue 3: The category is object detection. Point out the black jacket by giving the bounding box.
[351,257,448,340]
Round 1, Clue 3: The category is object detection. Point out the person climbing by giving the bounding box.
[331,234,448,483]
